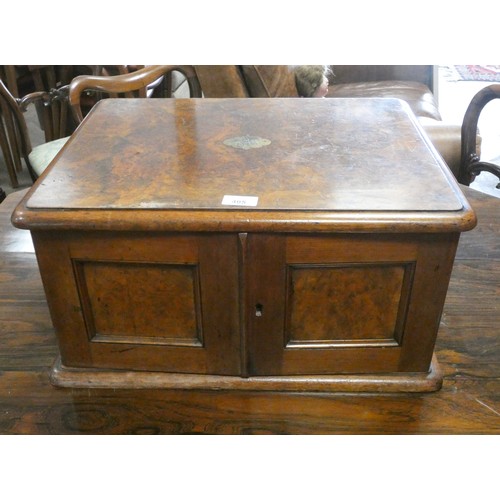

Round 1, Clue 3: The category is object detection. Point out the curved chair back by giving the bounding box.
[0,77,73,185]
[69,65,202,123]
[460,84,500,187]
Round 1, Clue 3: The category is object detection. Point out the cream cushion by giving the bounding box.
[28,136,70,177]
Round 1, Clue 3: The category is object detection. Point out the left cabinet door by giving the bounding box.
[32,231,241,375]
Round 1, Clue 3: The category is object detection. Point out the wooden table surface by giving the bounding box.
[0,186,499,434]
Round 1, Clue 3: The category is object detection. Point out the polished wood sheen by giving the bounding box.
[15,98,475,231]
[287,263,407,343]
[30,231,240,375]
[0,186,498,433]
[68,65,202,123]
[10,98,477,393]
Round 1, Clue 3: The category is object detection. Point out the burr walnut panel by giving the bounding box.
[286,263,413,347]
[76,261,202,347]
[23,98,469,215]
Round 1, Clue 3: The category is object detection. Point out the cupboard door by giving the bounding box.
[245,233,458,376]
[32,231,241,375]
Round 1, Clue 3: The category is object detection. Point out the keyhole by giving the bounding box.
[255,303,264,317]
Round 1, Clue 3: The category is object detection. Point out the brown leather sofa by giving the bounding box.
[193,65,468,178]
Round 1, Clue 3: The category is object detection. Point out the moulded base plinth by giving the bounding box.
[49,354,443,393]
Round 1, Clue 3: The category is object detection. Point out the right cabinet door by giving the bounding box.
[244,232,459,376]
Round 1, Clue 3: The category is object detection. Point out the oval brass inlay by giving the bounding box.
[223,135,271,150]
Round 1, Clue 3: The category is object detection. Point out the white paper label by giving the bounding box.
[221,195,259,207]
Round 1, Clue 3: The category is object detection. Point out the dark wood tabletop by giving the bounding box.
[0,183,499,434]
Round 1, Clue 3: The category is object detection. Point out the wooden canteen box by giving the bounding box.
[12,98,477,392]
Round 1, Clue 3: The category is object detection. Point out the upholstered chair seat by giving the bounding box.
[28,136,69,177]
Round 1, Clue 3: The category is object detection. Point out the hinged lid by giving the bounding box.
[13,98,476,232]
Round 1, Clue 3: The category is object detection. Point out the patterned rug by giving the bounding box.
[455,65,500,82]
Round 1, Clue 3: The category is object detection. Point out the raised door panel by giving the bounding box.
[32,231,241,375]
[286,262,411,347]
[245,233,458,376]
[77,261,203,347]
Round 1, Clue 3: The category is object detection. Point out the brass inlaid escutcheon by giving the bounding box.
[223,135,271,150]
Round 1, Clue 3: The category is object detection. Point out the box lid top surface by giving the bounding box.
[25,98,466,215]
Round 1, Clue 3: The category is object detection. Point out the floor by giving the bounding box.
[1,67,500,198]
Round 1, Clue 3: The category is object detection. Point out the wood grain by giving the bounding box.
[1,166,498,434]
[0,371,497,434]
[12,98,476,233]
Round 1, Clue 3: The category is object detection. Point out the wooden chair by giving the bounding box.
[0,65,128,143]
[0,66,80,140]
[69,65,202,123]
[460,84,500,188]
[0,78,69,186]
[0,65,103,186]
